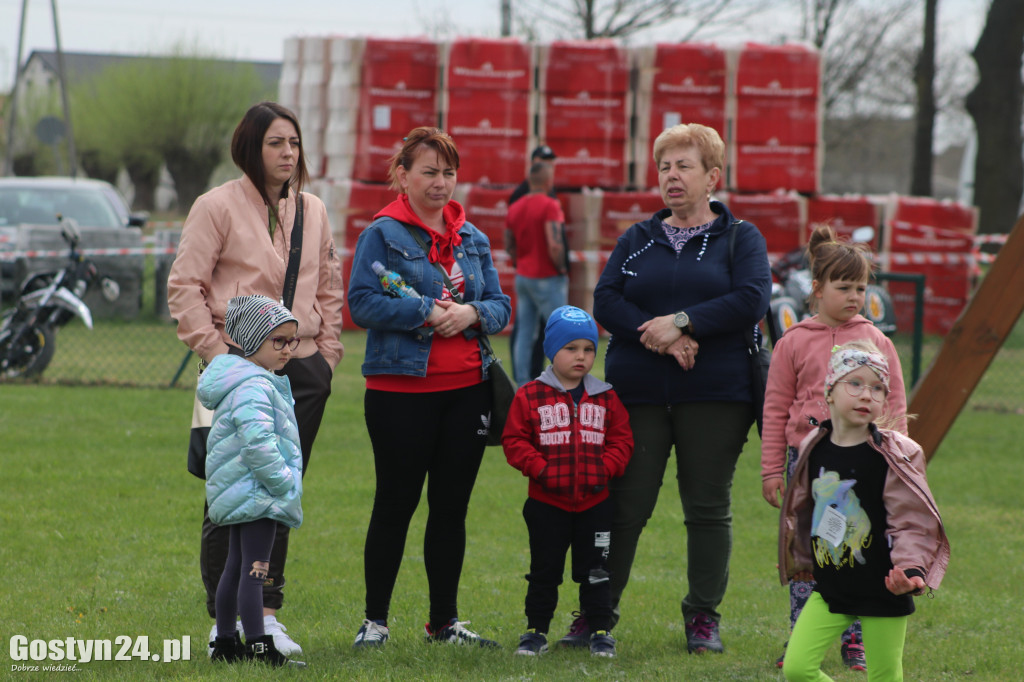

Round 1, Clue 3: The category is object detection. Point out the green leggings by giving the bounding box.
[783,592,908,682]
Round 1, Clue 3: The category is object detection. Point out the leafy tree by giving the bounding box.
[966,0,1024,235]
[73,47,270,212]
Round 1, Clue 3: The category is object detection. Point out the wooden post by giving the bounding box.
[908,213,1024,460]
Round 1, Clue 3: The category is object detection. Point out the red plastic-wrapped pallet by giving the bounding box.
[446,38,532,91]
[462,185,514,251]
[539,40,630,94]
[732,141,820,194]
[595,191,667,247]
[805,195,883,249]
[886,220,974,334]
[361,37,440,89]
[726,192,806,255]
[890,196,978,235]
[634,43,729,188]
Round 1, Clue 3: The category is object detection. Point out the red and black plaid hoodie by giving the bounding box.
[502,368,633,512]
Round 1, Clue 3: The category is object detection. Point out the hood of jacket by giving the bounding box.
[197,354,292,411]
[535,366,614,396]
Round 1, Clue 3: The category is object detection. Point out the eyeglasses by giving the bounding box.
[836,379,887,402]
[270,336,300,351]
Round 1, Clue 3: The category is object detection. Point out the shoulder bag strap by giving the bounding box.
[403,224,497,360]
[282,192,304,311]
[729,219,758,351]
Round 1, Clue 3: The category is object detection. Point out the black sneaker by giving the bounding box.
[590,630,616,658]
[841,633,867,671]
[514,629,548,656]
[557,611,591,648]
[425,618,500,648]
[685,613,724,654]
[776,640,787,668]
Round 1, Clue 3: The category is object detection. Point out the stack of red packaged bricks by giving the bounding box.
[731,43,822,194]
[538,41,632,189]
[443,38,534,186]
[883,196,978,334]
[634,43,729,189]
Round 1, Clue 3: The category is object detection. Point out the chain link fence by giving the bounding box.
[2,249,1023,415]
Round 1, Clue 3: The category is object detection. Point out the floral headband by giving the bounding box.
[824,345,890,396]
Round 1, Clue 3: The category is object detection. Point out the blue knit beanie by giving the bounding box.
[543,305,599,361]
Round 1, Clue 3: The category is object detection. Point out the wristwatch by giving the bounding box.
[673,311,691,332]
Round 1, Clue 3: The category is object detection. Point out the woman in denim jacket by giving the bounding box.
[346,127,511,649]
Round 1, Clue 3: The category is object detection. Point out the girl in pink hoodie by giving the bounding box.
[761,224,907,671]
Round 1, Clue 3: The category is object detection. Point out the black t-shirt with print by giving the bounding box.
[807,438,915,617]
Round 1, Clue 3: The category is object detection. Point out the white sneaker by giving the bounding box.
[353,619,390,648]
[263,614,302,656]
[207,621,243,657]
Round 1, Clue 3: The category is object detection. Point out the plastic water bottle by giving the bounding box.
[371,261,421,299]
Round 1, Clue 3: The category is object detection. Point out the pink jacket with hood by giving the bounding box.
[167,175,344,369]
[761,315,906,482]
[778,422,950,591]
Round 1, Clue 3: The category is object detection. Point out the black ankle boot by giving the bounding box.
[210,633,248,662]
[248,634,306,667]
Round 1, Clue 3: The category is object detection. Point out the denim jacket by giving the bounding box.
[347,215,511,379]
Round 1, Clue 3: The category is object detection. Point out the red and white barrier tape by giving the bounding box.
[0,246,178,261]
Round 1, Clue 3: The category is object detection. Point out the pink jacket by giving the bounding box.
[167,176,344,369]
[760,315,906,482]
[778,424,950,590]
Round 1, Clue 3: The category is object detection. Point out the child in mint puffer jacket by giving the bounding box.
[198,295,304,667]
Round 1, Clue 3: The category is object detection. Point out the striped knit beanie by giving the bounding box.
[224,295,298,357]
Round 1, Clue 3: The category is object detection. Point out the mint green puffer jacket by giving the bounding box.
[198,354,302,529]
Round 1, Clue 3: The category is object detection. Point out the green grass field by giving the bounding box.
[2,331,1023,680]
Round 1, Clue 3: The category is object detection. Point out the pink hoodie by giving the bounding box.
[760,315,907,482]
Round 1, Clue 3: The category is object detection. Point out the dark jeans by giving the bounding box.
[523,496,614,634]
[200,352,332,618]
[607,401,751,627]
[362,382,490,629]
[216,518,277,639]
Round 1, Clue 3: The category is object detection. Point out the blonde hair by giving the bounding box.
[652,123,725,172]
[806,223,875,313]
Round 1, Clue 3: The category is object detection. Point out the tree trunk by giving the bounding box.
[966,0,1024,234]
[910,0,937,196]
[164,146,221,214]
[124,156,160,212]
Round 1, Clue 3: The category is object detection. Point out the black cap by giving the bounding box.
[531,145,556,160]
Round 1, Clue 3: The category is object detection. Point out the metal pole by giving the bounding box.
[3,0,30,176]
[50,0,78,177]
[501,0,512,36]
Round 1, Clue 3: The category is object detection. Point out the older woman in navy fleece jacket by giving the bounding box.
[592,123,771,654]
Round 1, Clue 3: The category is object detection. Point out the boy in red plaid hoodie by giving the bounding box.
[502,305,634,658]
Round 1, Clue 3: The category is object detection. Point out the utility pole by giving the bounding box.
[501,0,512,37]
[2,0,78,177]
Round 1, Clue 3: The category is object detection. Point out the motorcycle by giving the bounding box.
[0,216,120,379]
[765,226,897,346]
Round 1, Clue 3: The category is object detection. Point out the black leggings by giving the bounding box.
[362,382,490,628]
[215,518,277,640]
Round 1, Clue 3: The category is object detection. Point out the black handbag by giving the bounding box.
[729,219,771,436]
[187,193,304,479]
[403,225,516,446]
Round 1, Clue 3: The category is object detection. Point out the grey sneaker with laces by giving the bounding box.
[353,619,390,648]
[685,613,724,654]
[425,618,500,647]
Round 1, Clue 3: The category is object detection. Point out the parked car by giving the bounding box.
[0,176,146,298]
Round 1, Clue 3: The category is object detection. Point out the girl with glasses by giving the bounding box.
[778,340,949,681]
[760,223,908,671]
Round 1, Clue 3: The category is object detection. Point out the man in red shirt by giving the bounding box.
[506,161,568,385]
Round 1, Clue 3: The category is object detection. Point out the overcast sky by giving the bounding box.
[0,0,985,90]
